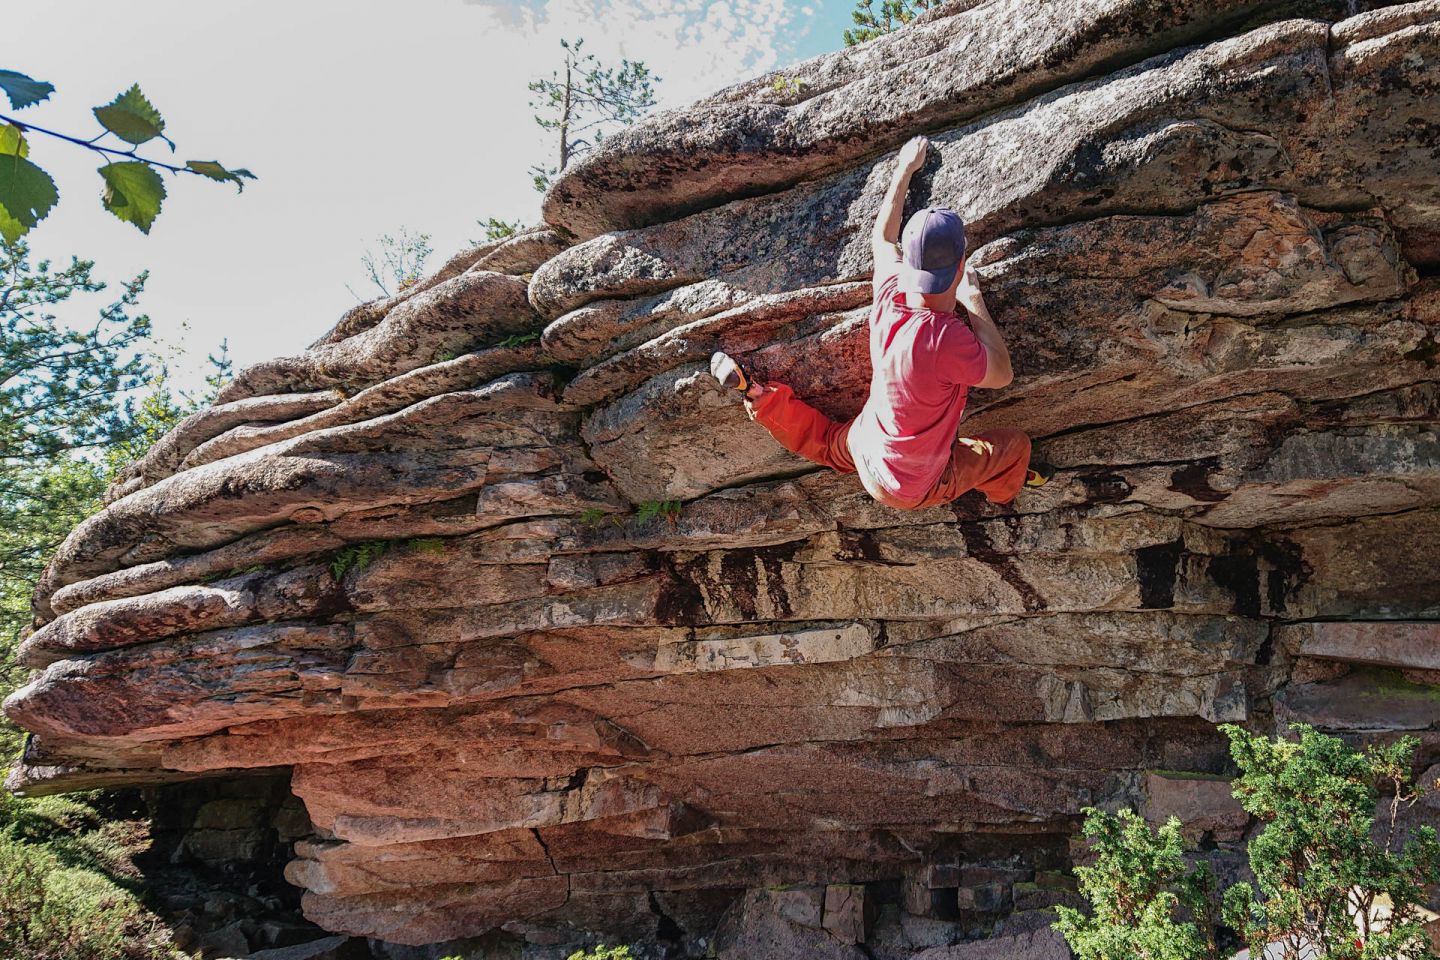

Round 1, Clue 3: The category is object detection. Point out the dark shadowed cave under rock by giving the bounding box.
[6,0,1440,957]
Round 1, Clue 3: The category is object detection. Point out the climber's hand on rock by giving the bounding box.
[897,136,928,175]
[957,259,983,311]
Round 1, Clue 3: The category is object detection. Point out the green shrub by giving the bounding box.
[1055,723,1440,960]
[567,947,634,960]
[1052,809,1216,960]
[0,833,169,959]
[1220,724,1440,960]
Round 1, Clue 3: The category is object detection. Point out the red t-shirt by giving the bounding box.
[847,273,989,502]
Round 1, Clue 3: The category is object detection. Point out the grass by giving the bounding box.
[0,791,180,959]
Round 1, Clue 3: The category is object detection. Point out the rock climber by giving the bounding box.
[708,134,1052,510]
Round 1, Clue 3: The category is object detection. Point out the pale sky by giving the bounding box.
[11,0,854,394]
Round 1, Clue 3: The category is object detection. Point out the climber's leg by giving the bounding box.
[746,382,857,473]
[906,427,1032,508]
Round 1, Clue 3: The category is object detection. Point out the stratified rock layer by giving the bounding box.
[7,1,1440,955]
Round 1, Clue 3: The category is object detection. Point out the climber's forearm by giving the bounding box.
[872,163,916,247]
[872,137,928,253]
[966,299,1014,388]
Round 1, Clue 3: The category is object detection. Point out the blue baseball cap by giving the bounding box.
[899,206,967,294]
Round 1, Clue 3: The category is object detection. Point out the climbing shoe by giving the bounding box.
[709,351,751,393]
[1024,461,1056,488]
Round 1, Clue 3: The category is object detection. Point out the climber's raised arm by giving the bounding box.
[958,260,1014,390]
[870,136,929,289]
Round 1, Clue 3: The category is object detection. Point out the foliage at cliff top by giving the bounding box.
[843,0,942,46]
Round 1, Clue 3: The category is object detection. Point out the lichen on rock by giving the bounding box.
[6,1,1440,956]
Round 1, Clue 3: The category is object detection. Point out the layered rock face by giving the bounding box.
[7,0,1440,954]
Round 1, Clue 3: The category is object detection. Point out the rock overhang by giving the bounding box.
[6,0,1440,952]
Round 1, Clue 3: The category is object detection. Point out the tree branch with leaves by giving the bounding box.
[0,70,254,240]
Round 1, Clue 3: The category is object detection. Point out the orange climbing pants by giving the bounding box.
[748,383,1031,509]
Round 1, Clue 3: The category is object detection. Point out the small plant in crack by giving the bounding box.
[405,537,446,555]
[496,330,543,349]
[770,74,806,97]
[633,499,682,527]
[328,541,391,580]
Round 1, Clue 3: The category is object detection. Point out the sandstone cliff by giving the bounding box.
[6,1,1440,956]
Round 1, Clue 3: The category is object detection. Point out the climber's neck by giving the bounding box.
[903,290,959,313]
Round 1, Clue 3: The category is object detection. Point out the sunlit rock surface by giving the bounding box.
[7,0,1440,955]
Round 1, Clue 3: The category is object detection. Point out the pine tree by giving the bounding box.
[528,38,657,192]
[843,0,942,46]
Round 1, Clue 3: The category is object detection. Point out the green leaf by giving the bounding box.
[92,84,172,149]
[0,124,28,157]
[98,161,166,234]
[0,153,58,243]
[184,160,257,191]
[0,70,54,109]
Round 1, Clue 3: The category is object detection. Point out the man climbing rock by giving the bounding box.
[709,134,1051,510]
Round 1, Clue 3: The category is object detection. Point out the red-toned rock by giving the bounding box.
[5,2,1439,957]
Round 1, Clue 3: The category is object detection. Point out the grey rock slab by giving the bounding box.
[1142,771,1250,841]
[236,935,368,960]
[910,925,1072,959]
[537,10,1439,318]
[582,362,813,502]
[562,282,871,408]
[44,507,566,620]
[4,621,354,744]
[306,241,506,351]
[529,18,1350,318]
[36,443,493,603]
[1274,666,1440,733]
[177,344,546,476]
[109,390,340,496]
[542,0,1359,238]
[38,373,568,601]
[20,564,341,666]
[542,278,753,367]
[219,271,537,402]
[470,225,571,276]
[713,888,870,960]
[1291,621,1440,670]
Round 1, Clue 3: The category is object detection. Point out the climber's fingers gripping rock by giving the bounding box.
[897,135,928,174]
